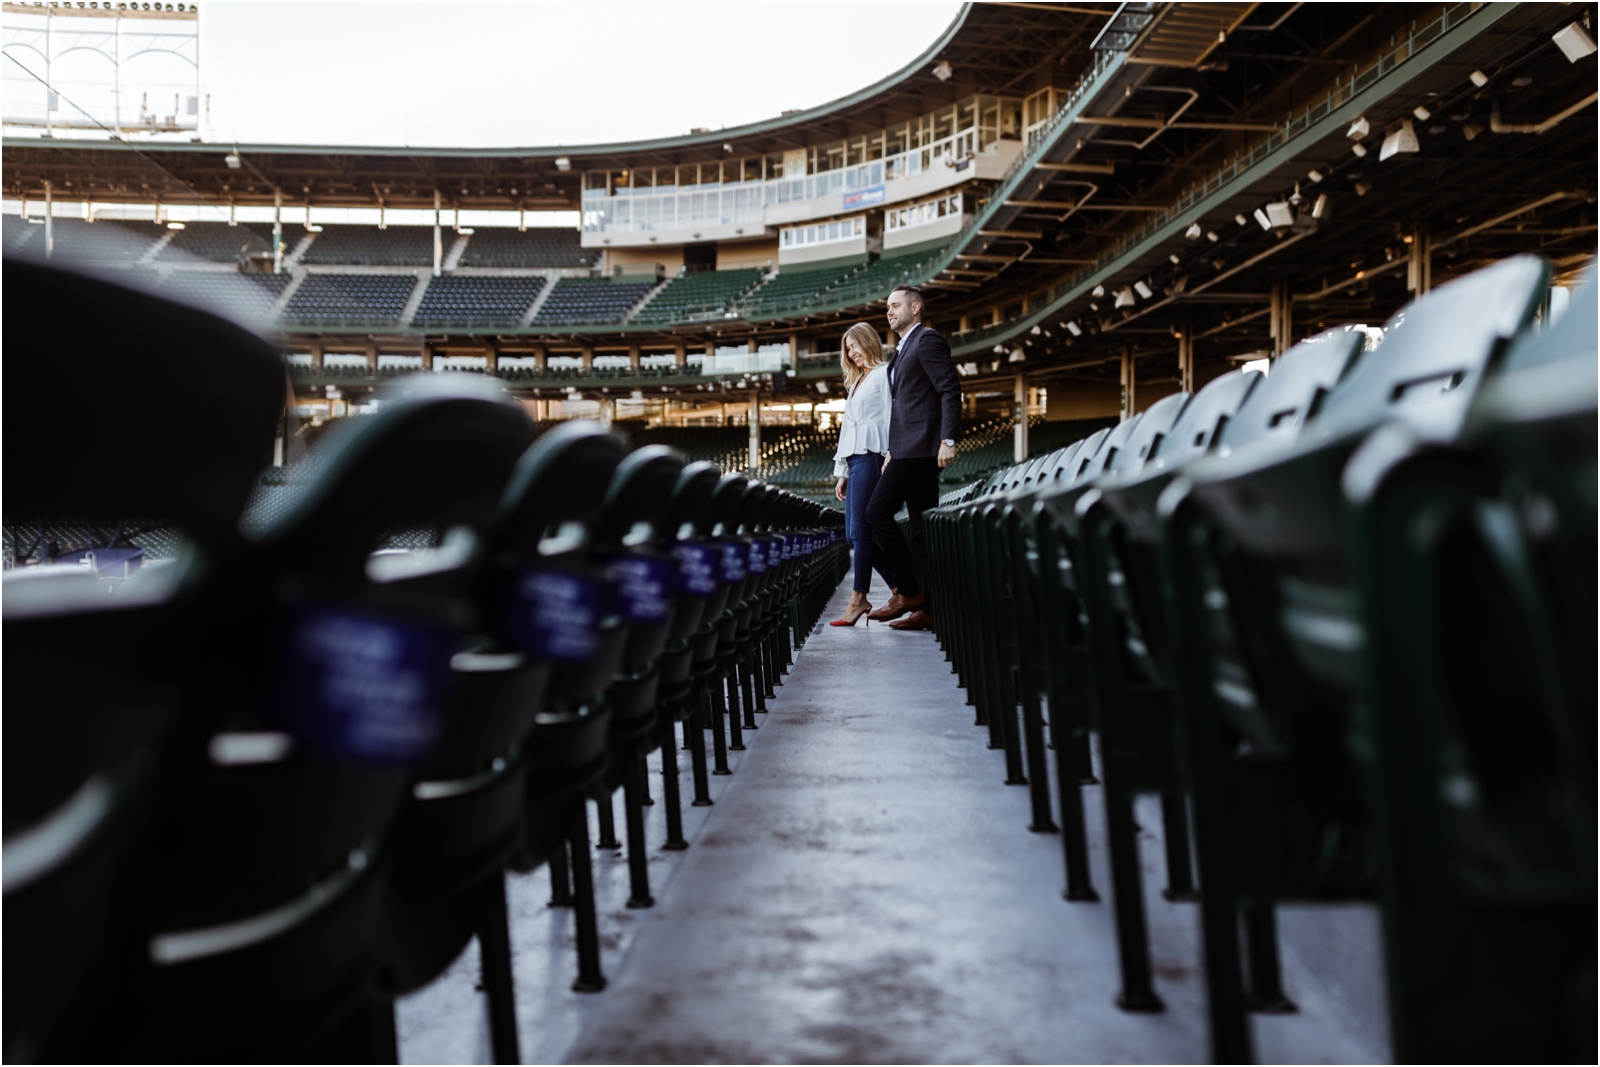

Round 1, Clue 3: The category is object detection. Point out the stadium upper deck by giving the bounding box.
[3,1,1595,409]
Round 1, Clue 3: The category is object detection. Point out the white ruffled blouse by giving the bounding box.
[832,366,892,478]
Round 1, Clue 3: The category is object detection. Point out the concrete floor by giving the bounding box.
[399,573,1390,1064]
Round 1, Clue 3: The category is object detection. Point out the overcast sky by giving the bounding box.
[200,2,962,148]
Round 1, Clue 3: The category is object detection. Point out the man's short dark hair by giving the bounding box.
[891,284,926,307]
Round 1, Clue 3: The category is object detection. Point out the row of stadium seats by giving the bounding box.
[410,274,547,328]
[532,278,656,326]
[631,268,765,324]
[920,255,1595,1065]
[5,258,850,1062]
[282,273,418,325]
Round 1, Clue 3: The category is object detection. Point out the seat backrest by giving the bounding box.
[1105,392,1190,476]
[4,259,285,545]
[662,462,723,546]
[486,420,628,566]
[706,474,749,537]
[591,445,686,550]
[1068,418,1142,488]
[1496,263,1597,377]
[1215,328,1364,455]
[260,374,535,581]
[1146,369,1258,471]
[1061,429,1112,486]
[1309,254,1549,445]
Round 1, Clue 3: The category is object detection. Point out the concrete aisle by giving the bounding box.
[400,572,1389,1064]
[559,574,1387,1064]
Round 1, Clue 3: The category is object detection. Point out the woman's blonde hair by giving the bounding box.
[839,322,887,391]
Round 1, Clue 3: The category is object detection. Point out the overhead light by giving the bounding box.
[1311,193,1329,219]
[1008,347,1026,363]
[1065,320,1083,337]
[1253,207,1273,229]
[723,143,733,153]
[1354,180,1373,196]
[932,60,953,81]
[1469,69,1490,88]
[1412,105,1432,121]
[554,157,572,171]
[1234,213,1249,226]
[1553,22,1597,62]
[1133,279,1153,299]
[1185,222,1203,239]
[1351,142,1369,158]
[1169,253,1181,264]
[1463,121,1484,141]
[1092,284,1106,297]
[1264,202,1294,227]
[1030,324,1042,335]
[224,152,241,169]
[1307,169,1324,183]
[1206,231,1218,242]
[1347,116,1370,140]
[993,344,1006,354]
[1379,118,1420,161]
[1114,287,1136,309]
[166,221,186,230]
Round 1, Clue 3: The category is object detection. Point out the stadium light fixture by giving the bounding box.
[1008,347,1026,363]
[1234,213,1249,226]
[1253,207,1273,229]
[1185,222,1203,239]
[1379,118,1420,161]
[1354,180,1373,196]
[1065,320,1083,336]
[554,157,571,172]
[932,60,953,82]
[1311,193,1329,219]
[1307,169,1324,183]
[1346,116,1370,140]
[1114,287,1136,308]
[1553,21,1597,62]
[1264,201,1294,227]
[1469,69,1490,88]
[1350,142,1368,157]
[1133,279,1153,299]
[1412,105,1432,122]
[1092,284,1106,297]
[166,221,185,230]
[1169,253,1181,264]
[1206,231,1219,242]
[224,152,241,169]
[1463,121,1484,141]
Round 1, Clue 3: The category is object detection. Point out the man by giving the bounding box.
[865,284,961,631]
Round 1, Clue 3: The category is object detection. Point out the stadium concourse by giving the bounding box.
[2,1,1595,1064]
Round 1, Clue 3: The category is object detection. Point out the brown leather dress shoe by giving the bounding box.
[867,592,924,622]
[888,609,934,631]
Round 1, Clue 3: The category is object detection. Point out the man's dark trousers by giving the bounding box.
[865,455,939,599]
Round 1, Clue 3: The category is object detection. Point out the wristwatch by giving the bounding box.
[941,439,956,447]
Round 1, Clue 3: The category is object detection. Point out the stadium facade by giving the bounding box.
[3,1,1594,486]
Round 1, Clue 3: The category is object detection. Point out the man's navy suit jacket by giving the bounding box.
[886,324,962,459]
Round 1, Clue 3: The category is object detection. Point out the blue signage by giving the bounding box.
[607,555,676,623]
[502,567,616,662]
[673,543,719,597]
[717,541,748,583]
[274,603,454,762]
[843,185,886,208]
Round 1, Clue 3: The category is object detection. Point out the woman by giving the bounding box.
[829,321,895,626]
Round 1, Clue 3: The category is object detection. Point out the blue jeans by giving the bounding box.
[845,452,895,594]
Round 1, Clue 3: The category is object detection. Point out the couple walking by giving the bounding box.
[829,284,961,632]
